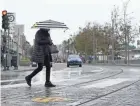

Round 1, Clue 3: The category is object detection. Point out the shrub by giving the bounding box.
[20,57,31,66]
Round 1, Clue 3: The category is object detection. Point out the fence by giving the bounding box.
[90,54,140,66]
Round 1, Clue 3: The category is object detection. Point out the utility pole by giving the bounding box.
[2,10,9,71]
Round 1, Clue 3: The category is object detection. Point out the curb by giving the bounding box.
[1,68,35,72]
[85,63,140,67]
[13,68,34,72]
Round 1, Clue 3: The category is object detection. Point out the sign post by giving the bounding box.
[7,12,16,70]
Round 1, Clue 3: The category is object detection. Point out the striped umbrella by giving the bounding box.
[31,19,68,29]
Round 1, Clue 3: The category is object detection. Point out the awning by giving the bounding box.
[31,20,68,29]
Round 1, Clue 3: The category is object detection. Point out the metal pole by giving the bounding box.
[111,28,114,63]
[95,39,97,64]
[127,33,130,65]
[92,31,94,63]
[111,9,116,64]
[16,28,20,69]
[68,39,70,56]
[124,8,127,64]
[93,29,97,64]
[127,26,130,65]
[7,29,10,70]
[3,29,7,71]
[111,13,115,64]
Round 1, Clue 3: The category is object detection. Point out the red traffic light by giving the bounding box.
[2,10,7,16]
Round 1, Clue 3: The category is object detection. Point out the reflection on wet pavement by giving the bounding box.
[1,66,101,87]
[1,66,140,106]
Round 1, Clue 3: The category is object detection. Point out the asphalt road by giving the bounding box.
[1,64,140,106]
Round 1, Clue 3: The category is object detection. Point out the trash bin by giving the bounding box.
[6,54,12,69]
[11,56,17,67]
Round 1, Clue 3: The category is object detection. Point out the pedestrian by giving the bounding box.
[25,28,56,87]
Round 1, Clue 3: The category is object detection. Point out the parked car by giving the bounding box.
[32,62,37,67]
[67,54,82,67]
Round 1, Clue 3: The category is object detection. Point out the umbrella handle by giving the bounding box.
[64,28,69,33]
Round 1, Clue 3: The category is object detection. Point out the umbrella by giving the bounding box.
[31,19,68,29]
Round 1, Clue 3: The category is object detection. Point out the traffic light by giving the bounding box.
[2,10,9,29]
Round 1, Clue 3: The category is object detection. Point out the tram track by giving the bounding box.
[2,67,123,103]
[73,79,140,106]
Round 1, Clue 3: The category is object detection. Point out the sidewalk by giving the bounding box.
[86,62,140,67]
[1,66,35,72]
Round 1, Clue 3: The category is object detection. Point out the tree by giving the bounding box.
[74,22,114,55]
[61,3,139,57]
[111,5,139,48]
[28,46,34,57]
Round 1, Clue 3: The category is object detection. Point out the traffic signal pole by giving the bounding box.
[16,28,20,70]
[3,29,7,71]
[7,29,10,70]
[2,10,9,71]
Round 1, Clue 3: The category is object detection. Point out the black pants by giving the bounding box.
[49,53,52,62]
[28,55,51,82]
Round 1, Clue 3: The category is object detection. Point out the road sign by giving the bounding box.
[8,15,15,22]
[9,23,15,35]
[7,12,16,24]
[7,13,16,35]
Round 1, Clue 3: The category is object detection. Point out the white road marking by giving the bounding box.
[0,68,69,84]
[82,78,131,89]
[129,69,140,72]
[0,79,24,83]
[90,68,103,72]
[1,81,43,89]
[1,67,103,88]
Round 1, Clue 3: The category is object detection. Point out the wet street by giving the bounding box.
[1,63,140,106]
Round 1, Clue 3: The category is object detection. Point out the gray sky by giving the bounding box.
[1,0,140,46]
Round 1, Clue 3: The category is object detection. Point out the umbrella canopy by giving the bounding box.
[31,19,68,29]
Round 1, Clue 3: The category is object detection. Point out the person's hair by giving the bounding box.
[37,28,50,37]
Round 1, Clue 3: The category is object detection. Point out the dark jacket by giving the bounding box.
[32,29,53,63]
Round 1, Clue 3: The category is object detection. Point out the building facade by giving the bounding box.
[1,24,32,67]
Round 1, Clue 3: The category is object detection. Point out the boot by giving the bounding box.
[25,76,31,87]
[45,81,56,87]
[25,64,43,87]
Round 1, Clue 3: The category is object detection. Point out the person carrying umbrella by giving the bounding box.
[25,28,55,87]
